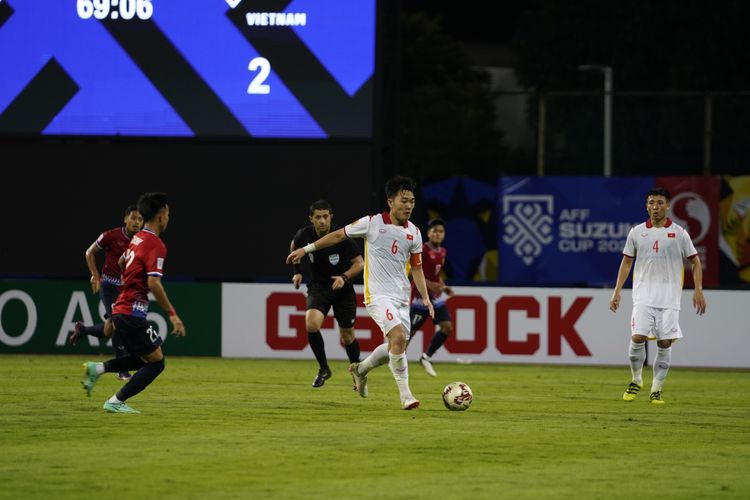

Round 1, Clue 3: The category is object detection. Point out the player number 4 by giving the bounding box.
[652,240,659,253]
[247,57,271,94]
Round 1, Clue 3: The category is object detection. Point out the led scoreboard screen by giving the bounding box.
[0,0,375,138]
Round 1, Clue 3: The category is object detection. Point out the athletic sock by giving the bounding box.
[628,340,646,386]
[104,355,145,374]
[358,343,390,373]
[84,323,105,339]
[425,330,449,357]
[651,347,671,392]
[388,352,412,400]
[307,331,328,370]
[116,359,165,401]
[107,395,124,404]
[345,339,361,363]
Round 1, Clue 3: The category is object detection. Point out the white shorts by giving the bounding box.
[366,297,410,337]
[630,305,683,341]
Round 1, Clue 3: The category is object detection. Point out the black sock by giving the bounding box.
[308,331,328,370]
[104,355,145,373]
[84,323,105,338]
[116,359,165,401]
[426,331,449,357]
[111,331,128,359]
[345,339,361,363]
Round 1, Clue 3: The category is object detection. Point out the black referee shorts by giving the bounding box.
[306,281,357,329]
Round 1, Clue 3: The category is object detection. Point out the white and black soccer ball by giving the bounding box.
[442,381,473,411]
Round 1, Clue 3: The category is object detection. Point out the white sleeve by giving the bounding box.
[344,215,371,239]
[680,228,698,258]
[623,227,636,257]
[410,228,423,254]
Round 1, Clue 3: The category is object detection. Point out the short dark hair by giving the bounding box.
[427,218,446,230]
[124,204,139,217]
[385,175,417,199]
[647,187,671,200]
[309,199,333,215]
[137,192,168,222]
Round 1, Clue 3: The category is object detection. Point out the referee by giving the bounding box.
[290,200,364,388]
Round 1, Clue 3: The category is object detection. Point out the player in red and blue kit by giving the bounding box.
[80,192,185,414]
[69,205,143,381]
[408,219,454,377]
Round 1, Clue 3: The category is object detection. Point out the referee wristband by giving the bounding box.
[303,243,316,254]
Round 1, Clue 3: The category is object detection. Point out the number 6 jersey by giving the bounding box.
[345,212,423,306]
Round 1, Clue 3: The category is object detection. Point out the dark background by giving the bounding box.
[3,0,750,281]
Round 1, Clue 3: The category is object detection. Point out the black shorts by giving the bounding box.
[410,304,451,332]
[99,282,121,318]
[306,282,357,329]
[111,314,163,357]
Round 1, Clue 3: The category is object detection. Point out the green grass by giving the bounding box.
[1,355,748,499]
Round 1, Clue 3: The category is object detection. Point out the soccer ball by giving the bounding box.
[442,381,473,411]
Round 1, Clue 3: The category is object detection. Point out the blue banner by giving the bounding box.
[498,176,654,285]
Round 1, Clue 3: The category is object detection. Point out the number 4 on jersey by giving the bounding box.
[652,240,659,253]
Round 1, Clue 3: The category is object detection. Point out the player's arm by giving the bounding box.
[290,240,303,290]
[609,255,634,312]
[286,227,348,264]
[147,276,186,336]
[84,242,101,294]
[411,260,435,319]
[332,255,364,290]
[689,255,706,315]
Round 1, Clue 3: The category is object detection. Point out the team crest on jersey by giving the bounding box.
[406,234,414,240]
[668,233,675,238]
[328,253,340,265]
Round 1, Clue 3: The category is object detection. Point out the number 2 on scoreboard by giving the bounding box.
[247,57,271,95]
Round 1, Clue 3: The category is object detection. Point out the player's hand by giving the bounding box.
[90,275,100,294]
[170,315,186,337]
[443,285,454,296]
[693,289,706,315]
[423,299,435,319]
[609,292,620,312]
[292,273,302,289]
[103,319,114,338]
[286,248,305,265]
[331,275,345,290]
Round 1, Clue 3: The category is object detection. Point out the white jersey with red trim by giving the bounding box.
[623,218,698,310]
[345,212,423,305]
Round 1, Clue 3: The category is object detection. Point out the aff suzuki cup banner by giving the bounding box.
[499,176,653,285]
[221,283,750,368]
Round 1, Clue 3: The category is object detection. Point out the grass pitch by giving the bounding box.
[1,355,748,499]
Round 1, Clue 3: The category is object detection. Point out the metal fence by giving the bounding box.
[493,91,750,176]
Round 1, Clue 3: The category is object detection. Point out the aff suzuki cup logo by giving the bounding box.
[503,195,554,265]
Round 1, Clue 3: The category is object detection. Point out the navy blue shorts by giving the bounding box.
[99,282,121,318]
[111,314,163,357]
[410,304,451,332]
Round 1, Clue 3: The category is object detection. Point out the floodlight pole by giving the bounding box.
[579,65,613,177]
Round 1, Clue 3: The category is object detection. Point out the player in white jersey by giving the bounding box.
[609,187,706,404]
[287,176,434,410]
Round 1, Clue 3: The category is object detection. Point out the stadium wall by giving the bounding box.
[0,139,375,281]
[2,280,747,368]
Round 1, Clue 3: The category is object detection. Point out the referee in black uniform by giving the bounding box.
[290,200,364,388]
